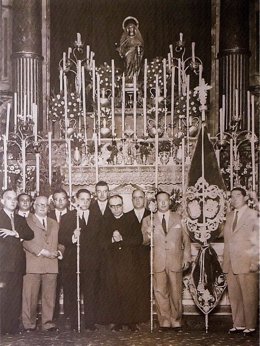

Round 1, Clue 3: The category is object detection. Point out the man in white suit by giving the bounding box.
[223,187,259,336]
[142,191,191,330]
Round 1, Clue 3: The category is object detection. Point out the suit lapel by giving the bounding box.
[234,206,249,232]
[154,213,164,235]
[32,214,46,231]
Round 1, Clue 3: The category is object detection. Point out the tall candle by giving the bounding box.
[191,42,195,62]
[230,139,233,190]
[199,64,203,85]
[155,75,159,131]
[155,133,159,189]
[92,60,96,100]
[186,75,190,155]
[181,138,185,193]
[133,74,137,138]
[62,52,66,70]
[35,153,40,195]
[59,69,63,92]
[14,93,17,133]
[33,103,37,141]
[5,103,10,140]
[3,135,8,189]
[251,137,256,191]
[178,59,181,96]
[247,91,250,131]
[86,45,90,60]
[97,73,101,144]
[143,98,147,136]
[169,44,173,58]
[163,58,167,99]
[251,95,255,136]
[122,73,125,135]
[111,97,115,137]
[94,133,99,183]
[22,139,26,191]
[48,132,52,186]
[219,108,223,142]
[222,94,226,131]
[77,60,82,95]
[82,66,87,142]
[64,74,68,140]
[179,32,183,43]
[111,59,115,98]
[170,66,175,137]
[76,32,81,44]
[68,47,72,60]
[67,139,72,200]
[215,149,220,167]
[144,59,147,100]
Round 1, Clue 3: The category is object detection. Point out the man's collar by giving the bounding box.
[3,208,14,218]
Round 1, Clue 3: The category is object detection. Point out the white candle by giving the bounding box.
[251,94,255,191]
[6,103,10,140]
[122,73,125,135]
[219,108,223,142]
[97,73,101,144]
[144,59,147,100]
[191,42,195,62]
[67,139,72,200]
[155,133,159,189]
[235,89,238,117]
[48,132,52,186]
[82,66,87,142]
[86,45,90,60]
[111,59,115,98]
[215,149,220,167]
[64,74,68,140]
[35,153,40,195]
[251,95,255,136]
[222,94,226,132]
[186,75,190,155]
[178,59,181,96]
[14,93,17,132]
[230,139,233,190]
[171,66,175,137]
[111,96,115,137]
[68,47,72,60]
[163,58,167,99]
[77,32,81,44]
[33,103,37,141]
[22,139,26,191]
[169,44,173,58]
[247,91,250,131]
[92,60,96,100]
[199,64,203,85]
[3,135,8,189]
[179,32,183,43]
[77,60,82,94]
[181,138,185,193]
[133,74,137,138]
[63,52,66,70]
[90,51,94,67]
[94,133,99,183]
[59,69,63,92]
[143,98,147,136]
[168,53,171,70]
[155,75,159,131]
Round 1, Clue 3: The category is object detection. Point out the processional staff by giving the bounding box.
[76,211,81,332]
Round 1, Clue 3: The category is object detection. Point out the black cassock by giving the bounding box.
[98,213,143,325]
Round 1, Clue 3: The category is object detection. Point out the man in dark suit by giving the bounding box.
[59,189,101,331]
[0,189,34,335]
[22,196,61,332]
[125,189,150,324]
[48,189,68,318]
[223,187,259,336]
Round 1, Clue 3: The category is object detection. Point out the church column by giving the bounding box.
[12,0,43,128]
[218,0,250,130]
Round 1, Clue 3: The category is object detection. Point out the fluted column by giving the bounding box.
[12,0,43,128]
[218,0,250,130]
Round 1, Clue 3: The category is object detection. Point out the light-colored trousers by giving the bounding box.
[22,273,57,330]
[227,271,259,329]
[153,269,183,328]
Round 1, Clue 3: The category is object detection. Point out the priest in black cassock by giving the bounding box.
[125,189,150,323]
[99,194,143,331]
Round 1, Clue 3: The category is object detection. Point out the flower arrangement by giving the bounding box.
[48,92,83,122]
[147,57,170,89]
[136,141,154,157]
[175,91,200,119]
[95,62,121,90]
[158,140,171,152]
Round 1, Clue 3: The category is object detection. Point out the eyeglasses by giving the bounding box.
[109,204,123,209]
[35,203,48,207]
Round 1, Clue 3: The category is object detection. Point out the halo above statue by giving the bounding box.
[122,16,139,30]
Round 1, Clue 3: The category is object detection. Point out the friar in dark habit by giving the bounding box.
[99,194,143,332]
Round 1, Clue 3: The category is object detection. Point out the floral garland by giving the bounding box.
[147,57,170,89]
[95,62,121,90]
[175,91,200,118]
[48,92,83,122]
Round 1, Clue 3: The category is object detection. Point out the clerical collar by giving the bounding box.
[114,213,123,219]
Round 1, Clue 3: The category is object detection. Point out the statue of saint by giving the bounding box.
[116,17,144,82]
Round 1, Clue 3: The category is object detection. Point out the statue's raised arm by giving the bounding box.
[116,17,144,82]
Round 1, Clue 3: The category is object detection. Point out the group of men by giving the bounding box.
[0,183,259,337]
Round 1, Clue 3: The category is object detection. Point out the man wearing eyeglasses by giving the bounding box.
[0,189,34,335]
[100,194,143,331]
[59,189,101,331]
[22,196,61,332]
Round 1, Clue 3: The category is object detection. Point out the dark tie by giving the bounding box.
[232,210,238,232]
[59,211,62,223]
[10,213,15,231]
[23,213,26,218]
[42,219,46,229]
[80,212,86,227]
[162,214,167,235]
